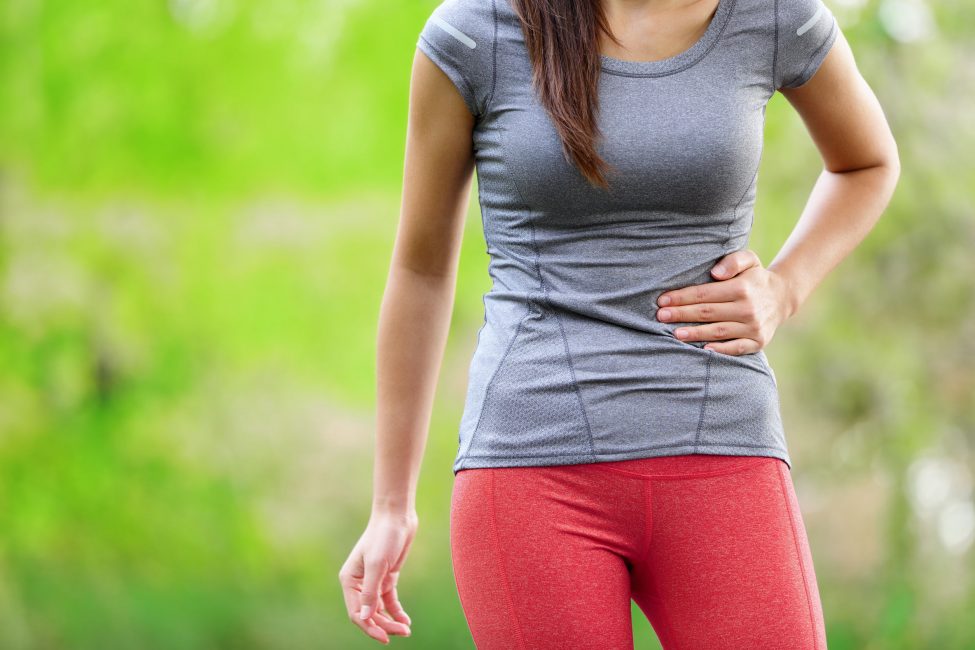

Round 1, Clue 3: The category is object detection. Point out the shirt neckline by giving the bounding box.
[599,0,736,77]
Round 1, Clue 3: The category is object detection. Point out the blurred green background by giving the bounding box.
[1,0,973,648]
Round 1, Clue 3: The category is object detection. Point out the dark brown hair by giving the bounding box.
[510,0,620,189]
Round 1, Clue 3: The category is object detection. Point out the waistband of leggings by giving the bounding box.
[580,453,778,480]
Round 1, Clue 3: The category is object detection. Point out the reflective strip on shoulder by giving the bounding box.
[796,4,825,36]
[432,15,477,49]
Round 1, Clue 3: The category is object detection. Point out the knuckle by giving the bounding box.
[714,323,727,338]
[365,556,385,570]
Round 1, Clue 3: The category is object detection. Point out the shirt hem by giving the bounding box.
[453,441,792,474]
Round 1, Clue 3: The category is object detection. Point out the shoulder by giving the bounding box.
[416,0,498,117]
[773,0,840,89]
[724,0,840,92]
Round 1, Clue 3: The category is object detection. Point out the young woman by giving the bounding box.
[339,0,899,646]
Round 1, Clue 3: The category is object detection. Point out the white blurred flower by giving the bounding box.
[909,455,953,515]
[878,0,936,43]
[938,499,975,555]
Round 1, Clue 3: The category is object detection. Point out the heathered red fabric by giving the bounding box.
[449,454,826,649]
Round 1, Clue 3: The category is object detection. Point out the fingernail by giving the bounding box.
[676,329,687,338]
[714,265,726,276]
[658,309,670,320]
[360,605,370,620]
[658,295,671,306]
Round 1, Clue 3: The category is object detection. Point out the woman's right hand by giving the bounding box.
[339,510,418,644]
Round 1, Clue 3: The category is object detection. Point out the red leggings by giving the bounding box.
[449,454,826,649]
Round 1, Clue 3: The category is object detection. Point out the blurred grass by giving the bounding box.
[1,0,974,648]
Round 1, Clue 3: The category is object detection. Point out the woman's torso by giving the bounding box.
[416,0,839,473]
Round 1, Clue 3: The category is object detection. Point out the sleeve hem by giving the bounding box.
[417,35,482,118]
[779,15,838,90]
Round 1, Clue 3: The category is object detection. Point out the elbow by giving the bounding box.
[884,132,902,183]
[882,142,901,197]
[886,139,901,180]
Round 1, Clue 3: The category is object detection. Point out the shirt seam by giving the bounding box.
[497,115,597,461]
[460,303,533,465]
[772,0,780,92]
[723,162,761,250]
[528,217,598,460]
[693,349,714,452]
[485,0,499,115]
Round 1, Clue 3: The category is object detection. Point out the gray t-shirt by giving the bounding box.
[416,0,839,474]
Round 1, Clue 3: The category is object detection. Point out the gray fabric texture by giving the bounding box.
[416,0,839,475]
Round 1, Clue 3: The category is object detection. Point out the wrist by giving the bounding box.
[370,507,419,530]
[372,494,417,517]
[768,265,802,320]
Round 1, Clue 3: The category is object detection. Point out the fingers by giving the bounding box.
[381,579,413,628]
[367,594,412,639]
[340,553,395,645]
[673,321,755,346]
[356,610,391,645]
[710,249,762,280]
[657,275,746,308]
[658,249,762,306]
[359,555,387,622]
[703,337,763,356]
[656,300,747,326]
[339,515,419,645]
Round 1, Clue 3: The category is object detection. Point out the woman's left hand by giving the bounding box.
[655,249,795,356]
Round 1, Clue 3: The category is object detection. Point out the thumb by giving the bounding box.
[358,557,386,620]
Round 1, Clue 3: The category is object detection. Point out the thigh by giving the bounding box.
[450,465,637,650]
[630,457,827,650]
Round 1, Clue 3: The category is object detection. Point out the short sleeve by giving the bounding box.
[416,0,497,118]
[774,0,839,90]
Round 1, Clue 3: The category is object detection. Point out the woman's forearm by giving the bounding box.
[768,159,901,319]
[371,263,458,516]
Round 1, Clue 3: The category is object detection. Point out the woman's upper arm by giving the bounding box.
[394,0,496,279]
[396,51,475,279]
[774,0,900,173]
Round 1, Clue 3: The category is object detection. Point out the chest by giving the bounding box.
[480,55,770,218]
